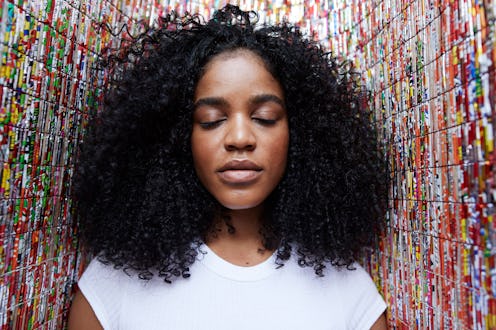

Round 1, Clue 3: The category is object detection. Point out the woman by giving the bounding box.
[69,5,388,329]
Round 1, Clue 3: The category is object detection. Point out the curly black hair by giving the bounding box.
[73,5,388,282]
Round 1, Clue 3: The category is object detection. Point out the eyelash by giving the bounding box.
[199,118,277,129]
[199,120,225,129]
[253,118,276,126]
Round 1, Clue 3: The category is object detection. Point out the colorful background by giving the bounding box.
[0,0,495,329]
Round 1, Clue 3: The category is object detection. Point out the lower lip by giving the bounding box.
[218,170,262,184]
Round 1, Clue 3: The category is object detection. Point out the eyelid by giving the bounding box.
[251,108,283,123]
[194,106,225,124]
[198,118,226,129]
[252,118,277,125]
[252,102,285,114]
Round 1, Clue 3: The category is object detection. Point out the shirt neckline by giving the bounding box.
[196,243,279,282]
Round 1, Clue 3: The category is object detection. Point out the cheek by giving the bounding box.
[191,130,219,180]
[265,130,290,178]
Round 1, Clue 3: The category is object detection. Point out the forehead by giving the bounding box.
[194,49,283,100]
[201,48,271,77]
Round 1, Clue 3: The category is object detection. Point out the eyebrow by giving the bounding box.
[249,94,285,108]
[194,94,285,110]
[193,97,229,110]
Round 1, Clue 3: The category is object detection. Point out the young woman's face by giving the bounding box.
[191,50,289,210]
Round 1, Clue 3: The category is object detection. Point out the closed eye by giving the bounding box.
[253,118,277,126]
[199,119,226,129]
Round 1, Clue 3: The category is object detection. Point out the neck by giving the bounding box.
[208,204,264,242]
[205,204,274,266]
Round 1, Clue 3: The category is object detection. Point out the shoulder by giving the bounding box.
[275,257,386,329]
[76,258,135,329]
[327,263,387,329]
[283,259,381,297]
[328,263,378,289]
[78,258,132,297]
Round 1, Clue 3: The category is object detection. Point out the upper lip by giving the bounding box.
[217,159,263,172]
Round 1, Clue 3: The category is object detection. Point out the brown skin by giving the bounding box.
[192,50,289,212]
[68,290,103,330]
[372,313,388,329]
[69,49,388,329]
[192,50,289,266]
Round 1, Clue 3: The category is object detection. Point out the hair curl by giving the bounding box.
[73,5,388,282]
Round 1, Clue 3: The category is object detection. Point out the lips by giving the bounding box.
[217,159,263,184]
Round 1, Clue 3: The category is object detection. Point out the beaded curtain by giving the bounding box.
[0,0,494,329]
[0,0,113,327]
[333,1,496,329]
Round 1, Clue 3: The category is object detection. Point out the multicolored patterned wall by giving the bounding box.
[0,0,147,327]
[1,0,103,327]
[335,1,496,329]
[0,0,495,329]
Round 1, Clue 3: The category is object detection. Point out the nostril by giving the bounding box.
[224,123,257,150]
[225,143,255,151]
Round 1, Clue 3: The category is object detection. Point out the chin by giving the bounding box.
[219,199,264,211]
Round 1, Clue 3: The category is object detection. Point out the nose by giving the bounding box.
[224,114,256,151]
